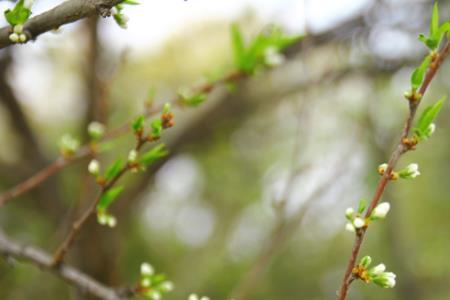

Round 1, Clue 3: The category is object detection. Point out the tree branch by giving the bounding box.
[0,0,123,49]
[0,230,124,300]
[337,39,450,300]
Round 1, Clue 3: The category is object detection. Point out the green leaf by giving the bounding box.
[231,24,246,71]
[139,144,169,166]
[124,0,140,4]
[414,95,446,139]
[4,0,31,26]
[182,93,207,107]
[357,199,367,214]
[430,2,439,37]
[151,119,163,137]
[105,158,125,181]
[411,55,431,89]
[132,115,145,132]
[97,186,124,211]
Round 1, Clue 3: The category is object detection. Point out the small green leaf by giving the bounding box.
[151,119,163,137]
[411,55,432,89]
[105,158,125,181]
[124,0,140,4]
[358,199,367,214]
[132,115,145,132]
[182,93,207,107]
[4,0,31,26]
[231,24,246,71]
[97,186,124,211]
[139,144,168,166]
[414,95,446,139]
[430,2,439,37]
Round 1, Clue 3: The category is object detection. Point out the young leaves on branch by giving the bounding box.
[4,0,33,43]
[231,24,302,74]
[413,96,445,141]
[111,0,139,29]
[418,3,450,50]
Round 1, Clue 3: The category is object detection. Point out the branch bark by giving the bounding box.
[0,230,123,300]
[0,0,123,49]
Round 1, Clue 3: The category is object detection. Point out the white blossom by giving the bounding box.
[345,222,355,233]
[88,159,100,175]
[353,217,365,229]
[372,202,390,219]
[9,33,19,43]
[370,263,386,275]
[141,262,154,276]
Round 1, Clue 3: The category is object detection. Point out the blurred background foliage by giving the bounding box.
[0,0,450,299]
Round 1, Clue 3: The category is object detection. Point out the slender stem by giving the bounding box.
[0,71,244,207]
[337,40,450,300]
[51,138,147,266]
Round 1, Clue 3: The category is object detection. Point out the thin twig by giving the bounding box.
[337,40,450,300]
[0,230,124,300]
[51,137,147,266]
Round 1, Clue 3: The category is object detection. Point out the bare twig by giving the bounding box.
[0,230,124,300]
[0,0,124,49]
[337,40,450,300]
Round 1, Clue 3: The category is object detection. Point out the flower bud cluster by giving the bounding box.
[354,256,396,288]
[138,262,174,300]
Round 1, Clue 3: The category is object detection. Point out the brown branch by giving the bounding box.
[337,40,450,300]
[0,71,245,207]
[0,0,124,49]
[51,139,144,266]
[0,230,124,300]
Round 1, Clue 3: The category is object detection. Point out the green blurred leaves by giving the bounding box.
[97,186,124,211]
[231,24,302,74]
[104,158,125,181]
[411,55,431,90]
[139,144,168,166]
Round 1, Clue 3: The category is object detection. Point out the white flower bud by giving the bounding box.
[345,222,355,233]
[128,149,138,163]
[141,278,151,287]
[370,263,386,275]
[13,24,23,34]
[372,202,390,219]
[189,294,200,300]
[140,262,154,276]
[378,163,388,175]
[107,215,117,228]
[88,159,100,175]
[111,7,118,15]
[400,163,420,179]
[60,134,80,155]
[88,121,106,139]
[24,0,33,9]
[19,33,27,43]
[150,291,161,300]
[97,213,108,225]
[345,207,354,219]
[264,46,285,67]
[161,281,174,292]
[200,297,210,300]
[9,33,19,43]
[373,271,396,288]
[353,217,365,229]
[426,123,436,136]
